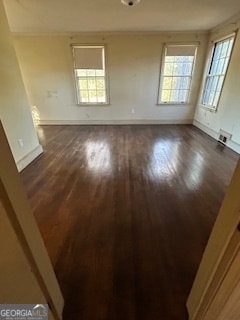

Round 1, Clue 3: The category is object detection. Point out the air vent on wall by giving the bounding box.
[218,129,232,145]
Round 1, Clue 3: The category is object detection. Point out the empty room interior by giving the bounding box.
[1,0,240,319]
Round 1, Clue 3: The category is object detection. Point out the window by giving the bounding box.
[158,44,197,104]
[201,35,235,110]
[72,45,108,104]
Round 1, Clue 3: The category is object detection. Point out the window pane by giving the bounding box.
[77,69,87,76]
[202,90,208,105]
[162,77,172,89]
[164,63,173,75]
[210,59,218,75]
[170,90,179,101]
[179,77,190,89]
[165,56,174,63]
[213,91,220,106]
[88,79,96,90]
[171,77,179,90]
[182,63,192,76]
[96,70,105,76]
[175,77,182,90]
[172,62,181,76]
[205,77,213,91]
[96,78,105,90]
[204,90,210,105]
[88,90,97,102]
[211,76,218,92]
[222,57,230,73]
[227,39,234,56]
[213,44,221,60]
[220,40,229,58]
[175,56,182,63]
[215,43,222,59]
[217,59,224,74]
[208,91,215,105]
[86,70,96,76]
[186,56,194,63]
[161,90,171,102]
[216,76,224,91]
[97,91,106,102]
[79,79,88,90]
[179,90,188,102]
[80,90,89,102]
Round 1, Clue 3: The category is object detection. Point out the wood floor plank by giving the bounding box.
[20,125,239,320]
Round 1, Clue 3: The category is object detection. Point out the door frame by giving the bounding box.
[187,158,240,319]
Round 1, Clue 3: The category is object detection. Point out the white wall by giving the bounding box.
[13,32,208,125]
[194,16,240,154]
[0,1,42,171]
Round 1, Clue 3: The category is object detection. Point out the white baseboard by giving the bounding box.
[193,120,240,154]
[39,119,193,125]
[17,144,43,172]
[193,120,219,140]
[226,140,240,154]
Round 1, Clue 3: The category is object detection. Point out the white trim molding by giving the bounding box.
[193,120,240,154]
[39,119,193,126]
[16,144,43,172]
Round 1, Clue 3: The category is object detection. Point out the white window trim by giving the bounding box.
[200,33,236,112]
[157,43,198,106]
[71,44,110,106]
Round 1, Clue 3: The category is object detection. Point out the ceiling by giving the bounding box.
[3,0,240,33]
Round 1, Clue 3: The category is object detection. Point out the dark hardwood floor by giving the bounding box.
[20,125,239,320]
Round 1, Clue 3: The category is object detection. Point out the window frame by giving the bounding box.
[157,43,198,105]
[200,33,236,111]
[72,44,109,106]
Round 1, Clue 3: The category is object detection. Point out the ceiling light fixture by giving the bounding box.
[121,0,141,7]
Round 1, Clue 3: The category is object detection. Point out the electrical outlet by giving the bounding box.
[131,108,135,114]
[18,138,24,148]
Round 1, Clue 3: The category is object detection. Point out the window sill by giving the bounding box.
[76,103,110,107]
[199,104,218,112]
[157,102,190,106]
